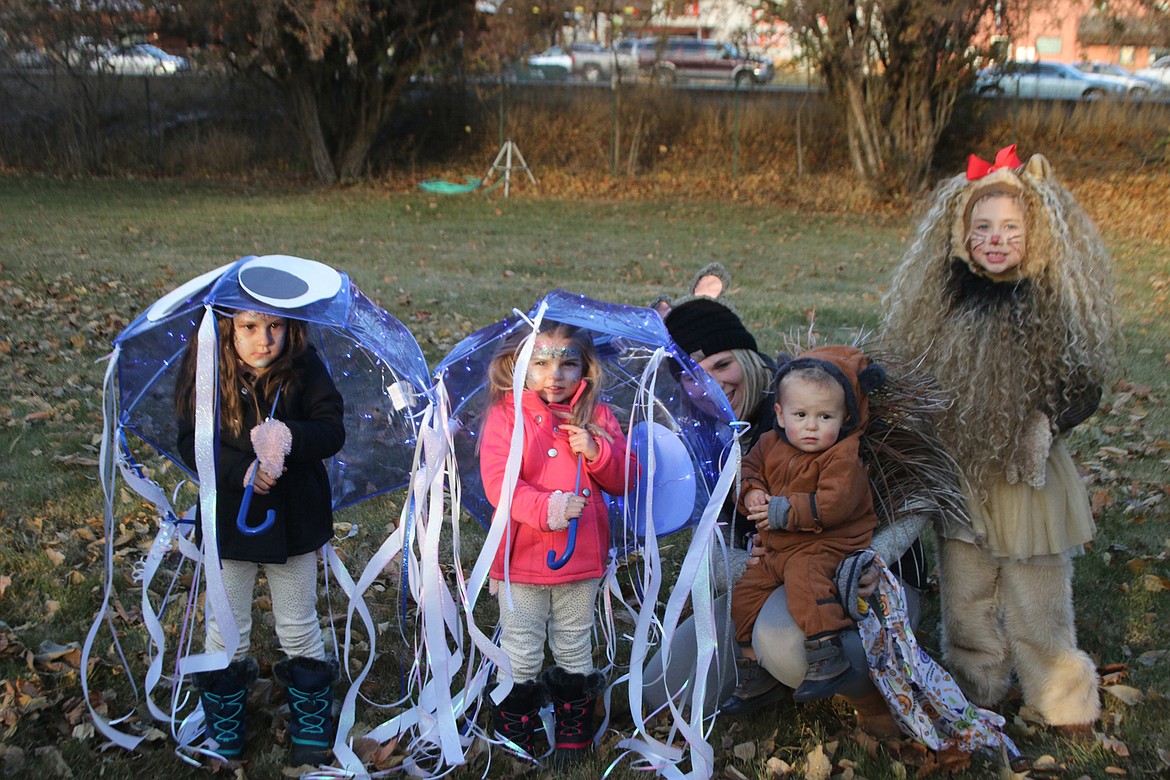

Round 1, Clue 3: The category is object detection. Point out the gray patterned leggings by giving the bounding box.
[496,578,600,681]
[205,550,326,661]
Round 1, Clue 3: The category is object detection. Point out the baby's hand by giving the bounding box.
[744,489,770,521]
[561,424,600,462]
[744,533,764,567]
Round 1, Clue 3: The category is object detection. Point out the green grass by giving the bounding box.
[0,175,1168,778]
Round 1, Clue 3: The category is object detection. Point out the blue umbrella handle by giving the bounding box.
[236,472,277,536]
[236,384,283,537]
[547,454,584,570]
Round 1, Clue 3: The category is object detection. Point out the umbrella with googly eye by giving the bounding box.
[112,254,430,509]
[83,255,431,765]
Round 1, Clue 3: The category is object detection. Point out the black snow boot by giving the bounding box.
[273,656,339,767]
[542,666,606,766]
[191,656,259,761]
[492,679,549,760]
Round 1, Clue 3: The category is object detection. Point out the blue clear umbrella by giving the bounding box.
[84,255,431,764]
[435,288,736,548]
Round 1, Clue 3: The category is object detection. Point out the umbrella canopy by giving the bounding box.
[113,254,430,508]
[435,288,736,544]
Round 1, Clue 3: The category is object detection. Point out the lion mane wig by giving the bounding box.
[881,152,1121,494]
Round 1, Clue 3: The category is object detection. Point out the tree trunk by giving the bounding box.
[289,79,337,185]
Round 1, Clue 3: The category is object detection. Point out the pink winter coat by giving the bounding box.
[481,390,633,584]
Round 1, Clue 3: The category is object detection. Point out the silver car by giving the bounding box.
[1074,62,1159,94]
[92,44,189,76]
[1135,56,1170,90]
[978,60,1137,99]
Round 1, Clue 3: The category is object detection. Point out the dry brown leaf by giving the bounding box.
[1100,735,1130,757]
[766,756,792,778]
[44,548,65,566]
[804,744,831,780]
[1104,685,1145,706]
[1032,755,1059,770]
[732,740,756,761]
[32,640,82,672]
[0,575,10,599]
[1141,574,1170,591]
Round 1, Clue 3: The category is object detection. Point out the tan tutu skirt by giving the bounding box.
[961,441,1096,560]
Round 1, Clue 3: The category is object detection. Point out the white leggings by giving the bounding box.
[205,551,326,662]
[496,578,600,682]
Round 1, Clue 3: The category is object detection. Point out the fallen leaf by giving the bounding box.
[1104,685,1145,705]
[1032,755,1059,770]
[766,756,792,777]
[732,741,756,761]
[32,640,81,672]
[0,575,10,598]
[1100,734,1130,757]
[804,744,831,780]
[44,549,65,566]
[1141,574,1170,591]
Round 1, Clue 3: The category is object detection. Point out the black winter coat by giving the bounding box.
[178,348,346,563]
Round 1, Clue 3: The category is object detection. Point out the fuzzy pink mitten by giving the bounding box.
[248,418,292,485]
[1006,410,1052,489]
[547,491,571,531]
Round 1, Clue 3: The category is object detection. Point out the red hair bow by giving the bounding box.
[966,144,1022,180]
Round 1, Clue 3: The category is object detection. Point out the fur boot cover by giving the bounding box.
[939,538,1101,727]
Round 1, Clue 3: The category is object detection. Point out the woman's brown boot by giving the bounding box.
[840,690,903,740]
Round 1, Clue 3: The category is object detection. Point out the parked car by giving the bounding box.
[522,46,572,81]
[977,60,1138,99]
[92,44,189,76]
[1135,55,1170,89]
[1073,61,1158,94]
[566,42,637,82]
[632,37,774,87]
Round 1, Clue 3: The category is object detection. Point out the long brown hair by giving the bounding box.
[485,320,605,430]
[882,155,1120,493]
[174,309,309,438]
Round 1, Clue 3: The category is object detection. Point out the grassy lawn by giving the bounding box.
[0,175,1167,779]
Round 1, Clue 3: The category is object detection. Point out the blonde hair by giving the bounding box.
[486,321,607,432]
[174,310,308,438]
[882,156,1120,492]
[730,348,772,420]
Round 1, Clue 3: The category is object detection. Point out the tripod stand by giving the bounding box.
[482,139,537,197]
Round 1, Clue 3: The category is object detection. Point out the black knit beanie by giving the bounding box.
[664,297,758,359]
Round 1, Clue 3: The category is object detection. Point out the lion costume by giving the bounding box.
[882,146,1120,729]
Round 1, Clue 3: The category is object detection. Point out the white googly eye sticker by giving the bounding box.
[238,255,342,309]
[146,263,233,321]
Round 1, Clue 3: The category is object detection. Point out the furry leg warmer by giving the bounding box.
[1001,556,1100,727]
[937,537,1012,706]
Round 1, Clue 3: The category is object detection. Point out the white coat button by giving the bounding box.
[548,448,558,457]
[535,415,542,423]
[582,488,591,497]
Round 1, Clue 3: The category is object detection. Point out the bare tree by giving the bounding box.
[762,0,998,194]
[176,0,475,184]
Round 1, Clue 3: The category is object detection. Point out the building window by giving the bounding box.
[1036,36,1062,55]
[1120,46,1135,66]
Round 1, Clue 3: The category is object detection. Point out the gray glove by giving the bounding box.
[835,549,877,622]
